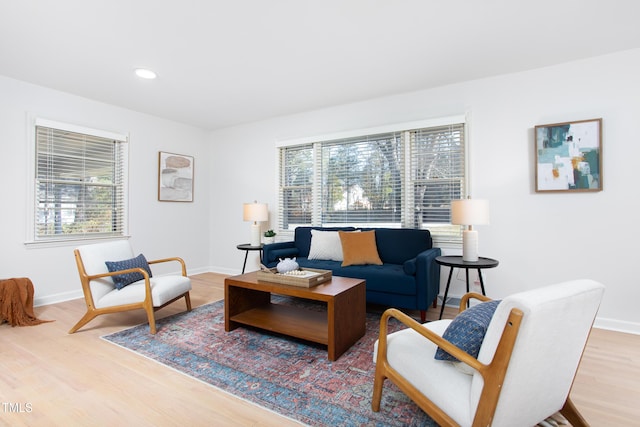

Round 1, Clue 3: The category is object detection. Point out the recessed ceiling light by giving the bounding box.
[135,68,157,79]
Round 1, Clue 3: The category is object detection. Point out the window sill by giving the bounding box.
[24,235,130,249]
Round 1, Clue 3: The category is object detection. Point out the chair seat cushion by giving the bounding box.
[374,320,474,426]
[105,254,153,290]
[96,275,191,309]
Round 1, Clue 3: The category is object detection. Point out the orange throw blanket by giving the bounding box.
[0,278,53,326]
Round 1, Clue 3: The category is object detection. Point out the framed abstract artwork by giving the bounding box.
[158,151,194,202]
[534,118,602,192]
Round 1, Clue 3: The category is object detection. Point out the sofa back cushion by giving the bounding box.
[364,228,432,264]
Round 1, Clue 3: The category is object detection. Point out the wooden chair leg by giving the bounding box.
[420,310,426,322]
[68,310,98,334]
[372,365,386,412]
[560,397,589,427]
[184,292,192,311]
[145,305,157,334]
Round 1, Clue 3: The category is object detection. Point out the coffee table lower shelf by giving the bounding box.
[229,304,328,345]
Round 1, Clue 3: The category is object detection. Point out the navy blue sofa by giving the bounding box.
[261,227,441,321]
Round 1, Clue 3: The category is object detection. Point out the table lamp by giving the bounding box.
[243,201,268,247]
[451,198,490,262]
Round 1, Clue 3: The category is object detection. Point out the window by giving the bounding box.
[32,120,128,242]
[278,118,466,244]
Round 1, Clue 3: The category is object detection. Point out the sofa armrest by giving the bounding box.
[403,258,417,275]
[414,247,442,310]
[262,242,299,266]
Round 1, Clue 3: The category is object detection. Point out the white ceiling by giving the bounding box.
[1,1,639,131]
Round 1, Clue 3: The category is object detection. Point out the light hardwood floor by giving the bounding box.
[1,272,639,426]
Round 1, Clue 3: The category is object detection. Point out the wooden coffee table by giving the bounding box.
[224,272,366,361]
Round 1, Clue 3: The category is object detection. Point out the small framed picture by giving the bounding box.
[158,151,194,202]
[534,118,602,192]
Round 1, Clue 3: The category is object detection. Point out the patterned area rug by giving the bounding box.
[102,297,436,426]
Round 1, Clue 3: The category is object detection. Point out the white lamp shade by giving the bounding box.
[243,202,268,247]
[451,199,490,226]
[243,202,268,222]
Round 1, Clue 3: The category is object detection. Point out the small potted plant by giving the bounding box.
[263,229,277,244]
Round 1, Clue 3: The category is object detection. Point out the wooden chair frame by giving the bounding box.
[372,293,589,427]
[69,249,192,334]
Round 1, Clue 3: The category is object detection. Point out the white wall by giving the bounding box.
[0,75,211,306]
[209,48,640,333]
[2,49,637,333]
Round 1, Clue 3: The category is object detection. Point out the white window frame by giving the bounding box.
[25,117,130,247]
[276,115,469,245]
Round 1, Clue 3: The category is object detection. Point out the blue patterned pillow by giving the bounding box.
[434,300,501,362]
[105,254,152,290]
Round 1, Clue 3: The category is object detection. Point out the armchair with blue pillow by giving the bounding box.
[70,240,192,334]
[372,280,605,426]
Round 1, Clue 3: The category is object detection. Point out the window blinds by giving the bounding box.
[279,144,314,230]
[319,132,403,226]
[408,123,466,243]
[278,119,466,243]
[35,125,127,240]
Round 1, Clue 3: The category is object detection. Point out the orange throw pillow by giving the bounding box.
[339,230,383,267]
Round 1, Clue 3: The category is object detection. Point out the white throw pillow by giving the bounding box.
[308,230,343,261]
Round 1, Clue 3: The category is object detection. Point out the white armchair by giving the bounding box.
[69,240,192,334]
[372,279,605,426]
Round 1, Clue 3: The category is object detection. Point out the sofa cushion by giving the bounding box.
[296,258,343,271]
[308,229,344,261]
[339,230,383,267]
[345,263,416,295]
[105,254,153,290]
[435,300,501,362]
[369,228,432,264]
[295,258,417,296]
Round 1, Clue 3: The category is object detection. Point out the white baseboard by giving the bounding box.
[593,317,640,335]
[35,290,83,307]
[208,265,243,276]
[186,266,213,275]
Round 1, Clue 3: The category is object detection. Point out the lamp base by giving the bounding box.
[462,230,479,262]
[250,223,261,247]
